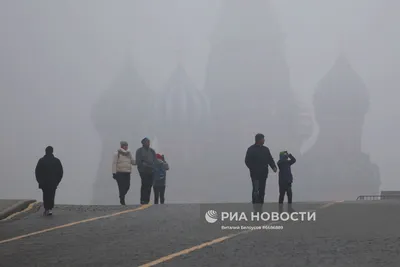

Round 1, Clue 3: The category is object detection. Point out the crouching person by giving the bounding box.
[112,141,136,205]
[153,154,169,204]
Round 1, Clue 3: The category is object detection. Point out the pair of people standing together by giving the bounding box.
[245,133,296,205]
[112,138,169,205]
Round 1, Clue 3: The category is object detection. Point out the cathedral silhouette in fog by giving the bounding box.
[91,0,381,204]
[91,55,154,205]
[296,54,381,201]
[91,0,313,204]
[91,55,211,204]
[201,0,312,202]
[153,62,211,203]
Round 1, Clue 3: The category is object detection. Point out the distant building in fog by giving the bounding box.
[91,55,154,205]
[154,63,211,202]
[90,0,317,203]
[203,0,310,202]
[297,54,381,201]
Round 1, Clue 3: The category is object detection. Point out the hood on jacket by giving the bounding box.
[118,148,131,156]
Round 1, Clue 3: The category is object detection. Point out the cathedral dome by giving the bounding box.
[313,54,369,121]
[155,64,210,131]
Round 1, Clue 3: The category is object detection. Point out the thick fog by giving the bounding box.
[0,0,398,205]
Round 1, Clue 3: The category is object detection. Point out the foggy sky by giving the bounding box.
[0,0,398,204]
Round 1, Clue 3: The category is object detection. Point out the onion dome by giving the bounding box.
[155,64,210,132]
[313,54,369,122]
[205,0,288,118]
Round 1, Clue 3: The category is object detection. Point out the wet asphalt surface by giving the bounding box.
[0,201,399,267]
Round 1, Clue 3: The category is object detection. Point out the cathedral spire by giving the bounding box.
[337,33,346,55]
[204,0,291,119]
[211,0,281,44]
[336,32,351,61]
[91,41,154,205]
[91,45,152,137]
[175,31,186,69]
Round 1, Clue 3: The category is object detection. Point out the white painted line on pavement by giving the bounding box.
[138,201,343,267]
[0,204,152,245]
[319,200,344,209]
[138,232,242,267]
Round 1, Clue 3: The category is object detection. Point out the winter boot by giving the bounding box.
[120,196,126,206]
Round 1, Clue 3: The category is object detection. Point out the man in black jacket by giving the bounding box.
[245,133,277,204]
[136,138,156,204]
[35,146,63,216]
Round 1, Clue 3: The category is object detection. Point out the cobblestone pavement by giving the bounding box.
[0,201,399,267]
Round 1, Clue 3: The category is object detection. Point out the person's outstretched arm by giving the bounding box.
[130,152,136,166]
[163,161,169,171]
[266,148,277,172]
[151,149,157,165]
[135,149,143,169]
[288,154,296,165]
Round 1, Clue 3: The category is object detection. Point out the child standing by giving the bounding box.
[277,151,296,204]
[153,154,169,204]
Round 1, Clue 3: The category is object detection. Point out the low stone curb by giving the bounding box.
[0,200,37,220]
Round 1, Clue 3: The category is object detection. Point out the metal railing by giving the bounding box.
[357,195,400,200]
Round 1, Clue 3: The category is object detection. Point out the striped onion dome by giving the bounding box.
[155,64,210,132]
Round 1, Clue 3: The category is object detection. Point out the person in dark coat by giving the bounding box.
[135,137,156,204]
[245,133,277,204]
[152,154,169,204]
[277,151,296,204]
[35,146,63,216]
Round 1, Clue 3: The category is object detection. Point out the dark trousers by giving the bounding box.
[139,172,153,204]
[251,176,267,204]
[116,172,131,200]
[279,182,292,204]
[153,185,166,204]
[42,186,57,210]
